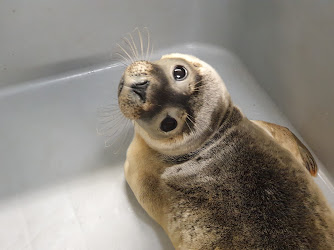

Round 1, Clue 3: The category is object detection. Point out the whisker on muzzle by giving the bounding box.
[112,27,154,66]
[97,103,134,153]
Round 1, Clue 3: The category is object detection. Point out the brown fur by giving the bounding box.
[119,54,334,249]
[252,120,318,176]
[126,114,334,249]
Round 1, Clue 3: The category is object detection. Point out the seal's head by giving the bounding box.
[118,53,231,156]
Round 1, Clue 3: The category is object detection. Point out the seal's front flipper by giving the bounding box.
[290,132,318,176]
[252,120,318,176]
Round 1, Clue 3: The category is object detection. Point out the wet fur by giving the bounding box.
[120,54,334,249]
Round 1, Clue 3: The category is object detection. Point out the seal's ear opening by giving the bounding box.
[160,116,178,132]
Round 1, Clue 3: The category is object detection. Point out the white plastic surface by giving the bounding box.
[0,44,333,250]
[1,0,333,177]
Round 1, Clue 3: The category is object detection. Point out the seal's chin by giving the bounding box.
[134,115,195,156]
[134,107,187,141]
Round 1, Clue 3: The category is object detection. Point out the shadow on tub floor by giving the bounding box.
[125,181,174,250]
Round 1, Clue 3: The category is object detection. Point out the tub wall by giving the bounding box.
[0,0,333,177]
[0,0,242,86]
[232,1,334,177]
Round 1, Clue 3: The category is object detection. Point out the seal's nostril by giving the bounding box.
[135,80,149,86]
[160,116,178,132]
[131,81,149,102]
[118,79,124,96]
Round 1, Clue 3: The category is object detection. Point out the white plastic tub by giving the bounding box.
[0,1,333,250]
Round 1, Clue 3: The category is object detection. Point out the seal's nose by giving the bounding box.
[131,80,149,102]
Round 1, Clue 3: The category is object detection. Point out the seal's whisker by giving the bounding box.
[114,56,129,67]
[98,104,120,111]
[98,126,116,136]
[98,109,121,116]
[100,118,123,132]
[98,116,125,134]
[129,32,139,60]
[105,118,133,153]
[193,86,208,92]
[96,128,104,136]
[136,27,144,60]
[98,113,121,121]
[98,104,121,112]
[100,116,125,127]
[193,82,206,88]
[192,81,206,91]
[187,113,211,135]
[185,117,196,136]
[190,113,212,133]
[119,62,128,68]
[144,27,150,61]
[99,117,125,126]
[186,116,202,140]
[97,94,133,152]
[117,43,134,63]
[99,114,131,149]
[115,62,127,69]
[110,57,128,67]
[186,115,197,131]
[150,43,154,61]
[186,102,213,135]
[98,115,124,125]
[98,105,122,116]
[186,113,196,122]
[117,119,132,153]
[186,115,200,134]
[123,37,137,62]
[98,111,123,118]
[184,118,191,131]
[194,85,206,90]
[192,79,204,86]
[115,52,131,66]
[97,105,124,130]
[101,127,123,138]
[98,124,120,138]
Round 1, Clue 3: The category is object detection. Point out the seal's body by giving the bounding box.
[118,54,334,249]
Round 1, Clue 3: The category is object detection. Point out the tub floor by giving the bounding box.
[0,44,333,250]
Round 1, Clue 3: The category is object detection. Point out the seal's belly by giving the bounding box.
[126,116,334,249]
[158,120,333,249]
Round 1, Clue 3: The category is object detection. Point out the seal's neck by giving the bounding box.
[161,104,244,164]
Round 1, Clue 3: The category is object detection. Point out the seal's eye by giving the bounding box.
[160,116,178,132]
[173,65,188,81]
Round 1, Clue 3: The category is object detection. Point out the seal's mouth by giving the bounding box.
[160,116,178,132]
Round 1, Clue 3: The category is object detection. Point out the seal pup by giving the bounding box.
[117,53,334,249]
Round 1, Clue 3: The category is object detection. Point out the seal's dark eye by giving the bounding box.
[173,65,188,81]
[160,116,178,132]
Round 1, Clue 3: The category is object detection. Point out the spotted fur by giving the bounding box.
[119,54,334,249]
